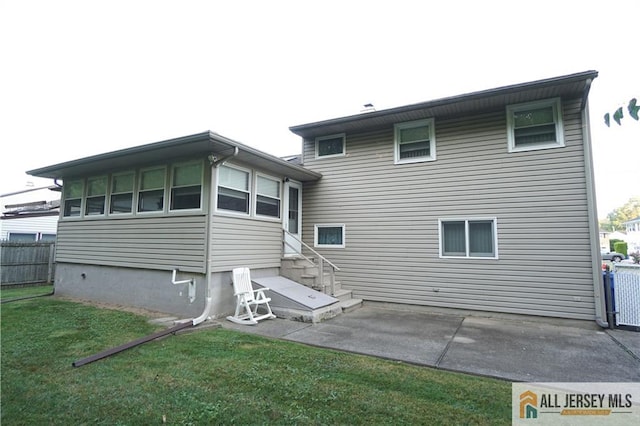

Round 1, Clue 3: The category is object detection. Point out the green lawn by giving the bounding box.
[1,297,511,425]
[0,284,54,301]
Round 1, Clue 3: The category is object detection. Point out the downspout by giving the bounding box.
[580,79,608,328]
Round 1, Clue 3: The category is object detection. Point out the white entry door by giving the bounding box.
[283,181,302,257]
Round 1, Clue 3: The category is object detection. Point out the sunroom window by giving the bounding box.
[171,162,202,210]
[507,98,564,152]
[63,179,83,217]
[85,176,107,216]
[138,167,166,212]
[110,172,134,214]
[217,165,250,214]
[316,134,345,158]
[256,175,280,218]
[394,118,436,164]
[440,218,497,258]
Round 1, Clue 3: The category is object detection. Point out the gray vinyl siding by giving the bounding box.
[56,215,207,273]
[302,98,595,319]
[209,215,282,272]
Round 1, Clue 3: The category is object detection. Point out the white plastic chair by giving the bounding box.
[226,267,276,325]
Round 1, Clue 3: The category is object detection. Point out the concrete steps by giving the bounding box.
[280,256,362,317]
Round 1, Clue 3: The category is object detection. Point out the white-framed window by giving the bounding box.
[170,161,203,211]
[138,167,166,213]
[314,224,345,248]
[506,98,564,152]
[85,176,107,216]
[315,134,346,158]
[255,174,281,218]
[217,164,250,214]
[110,171,135,214]
[439,218,498,259]
[63,179,84,217]
[394,118,436,164]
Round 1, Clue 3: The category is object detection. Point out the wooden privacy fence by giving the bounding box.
[0,242,56,286]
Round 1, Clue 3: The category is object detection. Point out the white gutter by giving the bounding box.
[580,82,608,328]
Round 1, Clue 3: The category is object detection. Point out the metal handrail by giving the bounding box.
[283,229,340,296]
[283,229,340,271]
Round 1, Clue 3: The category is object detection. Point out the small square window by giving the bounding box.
[507,98,564,152]
[315,134,345,158]
[394,119,436,164]
[439,218,497,259]
[314,224,345,248]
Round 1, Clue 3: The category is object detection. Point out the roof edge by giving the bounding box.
[289,70,599,135]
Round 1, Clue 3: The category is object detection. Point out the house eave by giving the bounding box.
[289,70,599,139]
[27,131,322,182]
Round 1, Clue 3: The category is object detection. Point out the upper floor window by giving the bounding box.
[394,118,436,164]
[255,175,281,218]
[217,165,250,214]
[138,167,165,213]
[507,98,564,152]
[85,176,107,216]
[110,172,134,214]
[439,218,498,259]
[315,134,345,158]
[63,179,84,217]
[171,162,202,211]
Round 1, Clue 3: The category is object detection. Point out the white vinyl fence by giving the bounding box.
[613,264,640,328]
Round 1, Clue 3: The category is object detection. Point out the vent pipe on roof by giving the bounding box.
[360,103,376,113]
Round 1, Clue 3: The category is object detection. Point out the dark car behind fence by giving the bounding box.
[0,241,56,287]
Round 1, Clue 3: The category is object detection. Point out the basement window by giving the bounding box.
[314,224,345,248]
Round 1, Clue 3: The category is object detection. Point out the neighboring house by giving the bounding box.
[599,229,610,252]
[623,217,640,252]
[27,70,607,324]
[1,186,60,241]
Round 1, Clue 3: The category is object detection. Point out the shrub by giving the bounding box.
[614,241,628,256]
[609,239,624,252]
[630,251,640,264]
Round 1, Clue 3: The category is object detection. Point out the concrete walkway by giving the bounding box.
[220,303,640,382]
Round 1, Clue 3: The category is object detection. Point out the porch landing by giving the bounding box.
[252,276,342,323]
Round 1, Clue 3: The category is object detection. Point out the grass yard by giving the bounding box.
[0,284,54,301]
[1,295,511,425]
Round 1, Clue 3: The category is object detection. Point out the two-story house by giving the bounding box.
[27,70,606,325]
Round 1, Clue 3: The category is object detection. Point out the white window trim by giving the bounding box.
[214,163,252,216]
[254,172,281,220]
[62,178,85,219]
[315,133,346,159]
[109,171,136,216]
[137,166,168,215]
[438,217,499,259]
[506,98,564,153]
[85,175,108,217]
[394,118,436,164]
[169,160,204,213]
[314,223,346,249]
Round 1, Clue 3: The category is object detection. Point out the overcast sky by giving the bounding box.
[1,0,638,218]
